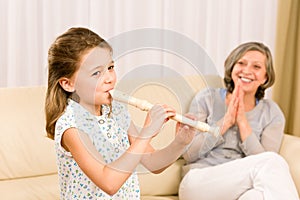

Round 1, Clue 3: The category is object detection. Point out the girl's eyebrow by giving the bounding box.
[89,61,114,72]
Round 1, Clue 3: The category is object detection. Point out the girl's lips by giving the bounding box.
[105,88,114,93]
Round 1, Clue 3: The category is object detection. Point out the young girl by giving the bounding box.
[45,27,195,199]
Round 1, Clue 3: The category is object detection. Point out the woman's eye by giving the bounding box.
[254,65,261,69]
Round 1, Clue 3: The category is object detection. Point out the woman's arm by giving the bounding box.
[182,89,226,162]
[238,102,285,155]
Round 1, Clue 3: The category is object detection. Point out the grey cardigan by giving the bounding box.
[182,88,285,175]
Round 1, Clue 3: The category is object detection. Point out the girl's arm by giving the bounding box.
[128,120,195,174]
[62,127,151,196]
[62,104,174,195]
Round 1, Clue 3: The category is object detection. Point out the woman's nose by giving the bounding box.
[242,64,252,74]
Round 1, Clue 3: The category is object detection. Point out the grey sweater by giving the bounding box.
[182,88,285,175]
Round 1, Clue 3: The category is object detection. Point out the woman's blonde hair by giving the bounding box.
[223,42,275,100]
[45,27,112,140]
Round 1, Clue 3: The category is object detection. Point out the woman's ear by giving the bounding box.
[263,76,268,85]
[59,78,75,92]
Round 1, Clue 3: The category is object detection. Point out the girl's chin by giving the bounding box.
[104,97,113,104]
[95,93,112,104]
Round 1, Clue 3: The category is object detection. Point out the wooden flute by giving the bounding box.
[109,89,218,135]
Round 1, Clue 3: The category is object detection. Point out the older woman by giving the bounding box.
[179,42,298,200]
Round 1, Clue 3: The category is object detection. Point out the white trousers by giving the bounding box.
[179,152,299,200]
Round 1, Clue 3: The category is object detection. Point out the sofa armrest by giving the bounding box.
[279,134,300,196]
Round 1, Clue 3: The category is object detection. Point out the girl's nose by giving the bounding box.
[103,69,113,84]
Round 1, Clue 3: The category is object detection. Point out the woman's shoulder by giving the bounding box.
[259,98,282,110]
[259,99,285,119]
[193,87,225,100]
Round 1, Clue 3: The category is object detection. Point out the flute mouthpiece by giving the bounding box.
[109,89,128,102]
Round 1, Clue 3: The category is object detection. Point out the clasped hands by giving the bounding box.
[222,83,252,141]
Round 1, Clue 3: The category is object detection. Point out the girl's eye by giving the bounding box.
[108,65,114,70]
[237,61,244,65]
[92,71,101,76]
[254,65,261,69]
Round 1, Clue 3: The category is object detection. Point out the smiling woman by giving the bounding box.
[178,42,299,200]
[223,42,275,101]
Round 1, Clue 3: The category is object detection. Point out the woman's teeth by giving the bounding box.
[240,77,252,83]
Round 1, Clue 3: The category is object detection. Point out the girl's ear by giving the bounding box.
[59,78,75,92]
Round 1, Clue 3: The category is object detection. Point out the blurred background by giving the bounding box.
[0,0,299,136]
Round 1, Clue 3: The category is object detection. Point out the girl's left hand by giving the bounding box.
[175,113,196,146]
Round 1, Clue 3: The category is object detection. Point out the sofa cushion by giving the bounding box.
[138,159,185,196]
[0,173,59,199]
[141,196,178,200]
[0,86,57,180]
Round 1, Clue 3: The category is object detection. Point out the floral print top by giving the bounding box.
[55,99,140,199]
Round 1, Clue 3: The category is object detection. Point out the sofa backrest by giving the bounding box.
[0,86,57,180]
[115,75,224,149]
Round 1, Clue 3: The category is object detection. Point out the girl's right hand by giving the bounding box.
[142,104,176,139]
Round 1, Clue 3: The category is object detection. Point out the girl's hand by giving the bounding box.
[142,104,176,138]
[175,113,196,146]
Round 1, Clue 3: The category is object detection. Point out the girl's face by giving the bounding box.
[73,47,116,114]
[231,50,267,96]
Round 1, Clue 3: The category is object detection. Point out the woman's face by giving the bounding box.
[73,47,116,114]
[231,50,267,96]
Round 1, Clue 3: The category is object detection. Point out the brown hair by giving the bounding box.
[45,27,112,139]
[223,42,275,100]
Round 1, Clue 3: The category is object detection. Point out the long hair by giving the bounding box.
[223,42,275,100]
[45,27,112,140]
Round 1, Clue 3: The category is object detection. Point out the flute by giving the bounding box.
[109,89,219,136]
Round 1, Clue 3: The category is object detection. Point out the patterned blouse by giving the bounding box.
[55,99,140,199]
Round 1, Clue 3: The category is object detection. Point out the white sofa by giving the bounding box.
[0,75,299,200]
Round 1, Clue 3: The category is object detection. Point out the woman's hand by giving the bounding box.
[235,85,252,141]
[220,84,240,134]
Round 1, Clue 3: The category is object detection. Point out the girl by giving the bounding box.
[45,27,195,199]
[179,42,298,200]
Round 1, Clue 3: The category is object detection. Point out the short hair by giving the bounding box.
[223,42,275,100]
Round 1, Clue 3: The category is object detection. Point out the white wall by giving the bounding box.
[0,0,278,88]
